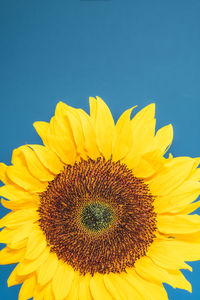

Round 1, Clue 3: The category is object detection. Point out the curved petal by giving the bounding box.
[33,282,55,300]
[0,209,38,228]
[124,270,168,300]
[7,264,25,287]
[166,269,191,292]
[0,223,32,245]
[147,157,196,196]
[37,252,58,286]
[29,144,64,175]
[52,262,74,300]
[177,200,200,215]
[89,97,115,160]
[79,273,92,300]
[18,275,36,300]
[12,146,54,182]
[55,104,86,156]
[65,272,80,300]
[0,163,10,184]
[77,109,100,159]
[154,181,200,214]
[33,121,50,146]
[46,133,76,165]
[0,184,36,201]
[112,107,136,161]
[6,165,47,192]
[122,104,156,170]
[103,274,126,300]
[1,197,38,210]
[90,273,113,300]
[25,228,47,260]
[153,124,173,154]
[147,239,197,271]
[134,255,191,292]
[104,273,143,300]
[157,214,200,234]
[0,247,26,264]
[17,248,49,276]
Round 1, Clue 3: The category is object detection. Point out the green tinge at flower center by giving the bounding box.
[80,202,114,232]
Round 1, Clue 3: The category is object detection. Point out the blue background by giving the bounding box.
[0,0,200,299]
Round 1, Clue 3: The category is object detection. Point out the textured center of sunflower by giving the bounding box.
[81,203,113,232]
[38,158,156,275]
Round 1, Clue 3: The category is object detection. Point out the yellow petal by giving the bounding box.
[0,211,37,230]
[104,273,142,300]
[17,248,49,276]
[57,105,85,155]
[0,247,25,264]
[154,181,200,214]
[8,238,27,250]
[33,282,54,300]
[89,97,97,120]
[50,109,83,158]
[131,103,156,154]
[157,214,200,234]
[1,197,38,210]
[25,229,47,260]
[33,121,50,146]
[153,124,173,154]
[170,231,200,243]
[147,239,195,270]
[132,156,156,178]
[65,272,80,300]
[89,97,115,160]
[134,256,172,285]
[6,165,46,192]
[79,273,92,300]
[0,209,38,228]
[12,146,54,182]
[52,262,74,300]
[54,102,76,144]
[0,184,35,201]
[133,149,166,178]
[167,240,200,261]
[41,283,54,300]
[77,109,100,159]
[147,157,196,196]
[7,264,24,287]
[135,255,191,292]
[0,223,32,245]
[112,107,136,161]
[166,269,192,292]
[37,252,58,286]
[122,104,156,170]
[18,275,36,300]
[124,270,168,300]
[29,145,64,174]
[90,273,113,300]
[190,167,200,181]
[103,274,123,300]
[178,200,200,215]
[46,133,76,165]
[0,163,10,184]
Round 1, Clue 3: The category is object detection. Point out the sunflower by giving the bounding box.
[0,97,200,300]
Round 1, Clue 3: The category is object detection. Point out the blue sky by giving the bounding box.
[0,0,200,299]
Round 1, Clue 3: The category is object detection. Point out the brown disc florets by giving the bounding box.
[38,158,157,275]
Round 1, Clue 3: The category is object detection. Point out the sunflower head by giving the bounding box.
[0,96,200,300]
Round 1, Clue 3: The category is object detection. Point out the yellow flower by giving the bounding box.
[0,96,200,300]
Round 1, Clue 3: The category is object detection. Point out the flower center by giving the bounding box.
[80,202,114,232]
[38,158,157,275]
